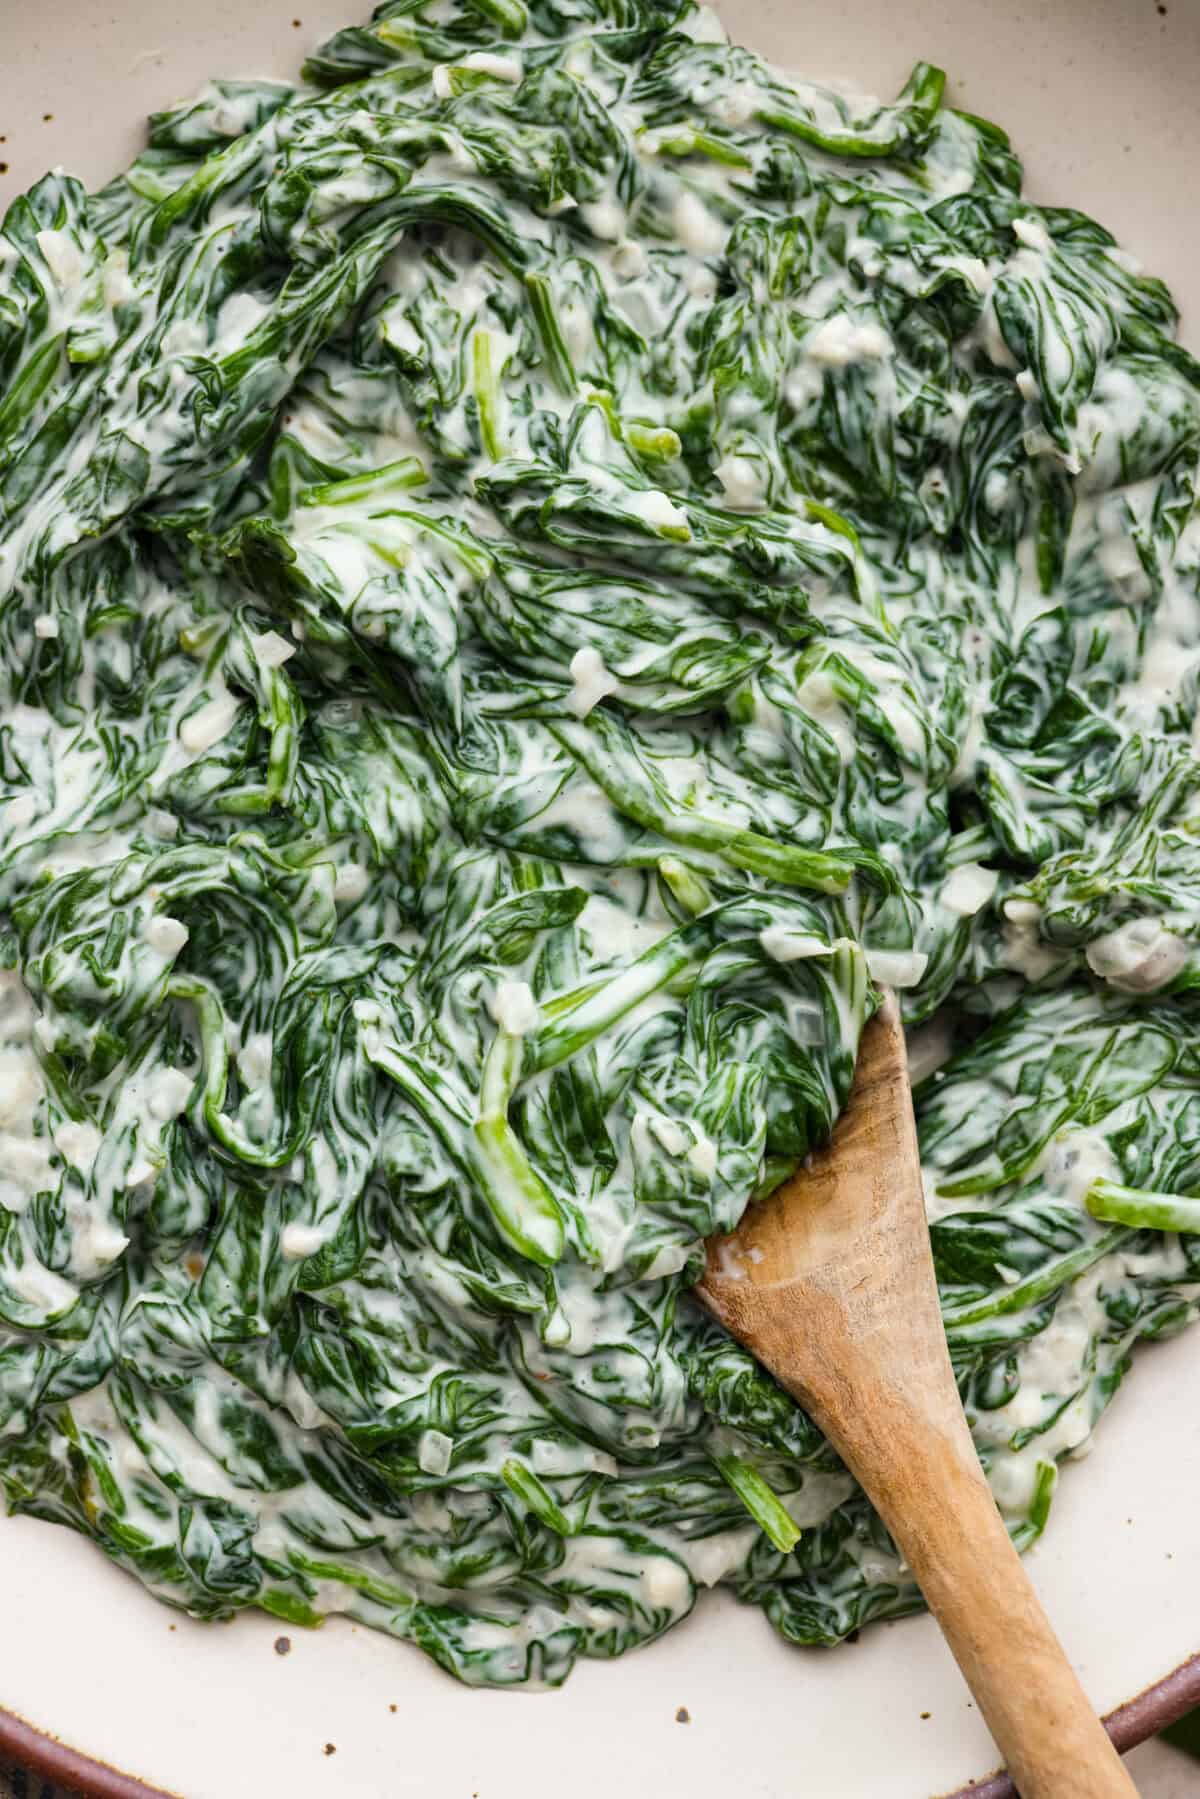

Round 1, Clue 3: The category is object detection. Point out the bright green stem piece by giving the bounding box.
[501,1458,574,1535]
[472,329,503,461]
[712,1454,800,1553]
[1086,1179,1200,1235]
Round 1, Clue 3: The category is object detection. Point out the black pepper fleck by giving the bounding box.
[389,1703,398,1713]
[323,1743,337,1756]
[274,1635,292,1656]
[920,1711,931,1721]
[675,1707,691,1724]
[0,164,8,175]
[43,113,54,123]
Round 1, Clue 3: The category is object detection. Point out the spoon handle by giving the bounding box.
[825,1362,1138,1799]
[700,996,1137,1796]
[792,1005,1137,1794]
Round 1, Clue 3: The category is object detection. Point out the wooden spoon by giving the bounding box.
[698,990,1137,1799]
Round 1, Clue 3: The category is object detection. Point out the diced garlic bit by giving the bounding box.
[179,692,242,755]
[142,915,189,959]
[461,51,522,81]
[642,1242,690,1280]
[280,1222,327,1261]
[81,1219,130,1269]
[939,862,999,917]
[418,1429,454,1476]
[567,646,619,718]
[647,1114,688,1156]
[237,1033,273,1088]
[686,1528,756,1588]
[250,629,297,669]
[863,949,929,989]
[1085,918,1189,993]
[686,1133,717,1178]
[580,196,624,241]
[626,488,690,535]
[35,227,85,288]
[33,614,59,639]
[491,980,541,1036]
[146,808,180,839]
[1001,901,1062,982]
[713,453,766,511]
[208,103,247,137]
[610,239,646,278]
[759,926,835,963]
[542,1307,570,1346]
[333,862,370,903]
[53,1120,103,1169]
[1012,215,1052,252]
[806,313,894,366]
[147,1068,195,1121]
[384,310,423,357]
[640,1557,691,1609]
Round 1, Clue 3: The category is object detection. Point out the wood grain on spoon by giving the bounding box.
[698,991,1137,1799]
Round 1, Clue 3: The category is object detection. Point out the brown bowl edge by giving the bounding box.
[0,1705,180,1799]
[940,1649,1200,1797]
[4,1646,1200,1798]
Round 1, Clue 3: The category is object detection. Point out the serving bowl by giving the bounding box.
[2,1,1199,1793]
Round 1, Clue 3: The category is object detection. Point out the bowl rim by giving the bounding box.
[940,1651,1200,1798]
[3,1647,1199,1798]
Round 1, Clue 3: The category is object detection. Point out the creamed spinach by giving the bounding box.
[0,0,1198,1686]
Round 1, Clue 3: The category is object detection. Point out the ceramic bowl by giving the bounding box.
[2,3,1198,1793]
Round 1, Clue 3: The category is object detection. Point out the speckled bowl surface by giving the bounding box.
[2,3,1199,1794]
